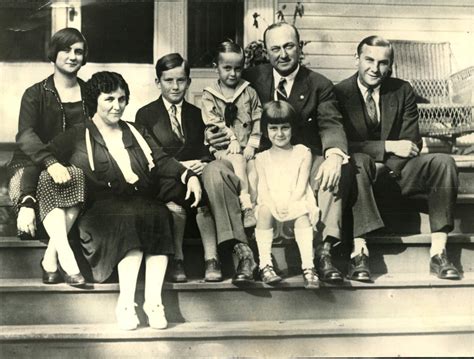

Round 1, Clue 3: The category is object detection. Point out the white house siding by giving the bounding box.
[0,0,472,142]
[279,0,473,82]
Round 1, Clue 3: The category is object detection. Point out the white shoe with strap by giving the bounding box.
[143,302,168,329]
[115,302,139,331]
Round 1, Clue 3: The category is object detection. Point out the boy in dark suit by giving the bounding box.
[136,53,258,284]
[335,36,460,281]
[136,53,222,282]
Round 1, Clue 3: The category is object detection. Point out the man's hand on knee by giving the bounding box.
[385,140,419,158]
[314,154,343,193]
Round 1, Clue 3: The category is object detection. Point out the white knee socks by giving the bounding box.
[255,228,273,269]
[117,250,143,306]
[294,226,314,270]
[144,255,168,306]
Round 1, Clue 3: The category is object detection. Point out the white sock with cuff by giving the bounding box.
[255,228,273,269]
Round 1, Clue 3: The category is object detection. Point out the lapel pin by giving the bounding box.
[308,118,313,122]
[300,95,305,100]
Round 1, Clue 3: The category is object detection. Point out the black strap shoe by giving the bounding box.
[430,250,460,280]
[316,254,343,283]
[348,251,371,282]
[259,265,282,285]
[302,267,319,289]
[232,258,254,284]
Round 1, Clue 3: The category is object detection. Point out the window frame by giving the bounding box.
[51,0,275,66]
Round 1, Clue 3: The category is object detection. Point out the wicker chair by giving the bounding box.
[390,40,473,141]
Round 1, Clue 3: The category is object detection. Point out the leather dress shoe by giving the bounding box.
[40,260,62,284]
[232,258,254,284]
[430,250,460,280]
[259,265,282,285]
[58,264,86,287]
[170,259,187,283]
[316,254,343,283]
[302,268,319,289]
[204,258,223,282]
[348,252,371,282]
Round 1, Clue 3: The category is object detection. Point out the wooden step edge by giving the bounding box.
[452,155,474,168]
[366,232,474,244]
[457,194,474,203]
[2,193,474,208]
[0,238,46,247]
[0,272,473,293]
[2,232,474,248]
[0,316,472,341]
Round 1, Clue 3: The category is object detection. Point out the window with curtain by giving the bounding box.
[187,0,244,68]
[81,0,154,64]
[0,2,51,61]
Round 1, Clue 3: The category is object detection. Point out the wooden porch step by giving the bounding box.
[0,316,472,357]
[0,273,472,326]
[0,234,473,279]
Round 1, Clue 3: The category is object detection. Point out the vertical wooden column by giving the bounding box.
[154,0,187,64]
[51,0,81,34]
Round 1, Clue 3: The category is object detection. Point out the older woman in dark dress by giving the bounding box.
[50,71,201,330]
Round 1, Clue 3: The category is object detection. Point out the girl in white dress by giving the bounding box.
[255,101,320,288]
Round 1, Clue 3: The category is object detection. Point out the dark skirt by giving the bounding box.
[78,194,174,283]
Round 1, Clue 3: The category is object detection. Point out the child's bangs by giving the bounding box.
[262,101,297,126]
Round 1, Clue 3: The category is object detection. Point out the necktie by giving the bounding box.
[365,88,378,129]
[169,104,184,142]
[276,78,288,101]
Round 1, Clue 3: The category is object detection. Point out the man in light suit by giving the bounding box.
[243,22,352,283]
[136,53,257,284]
[335,36,460,281]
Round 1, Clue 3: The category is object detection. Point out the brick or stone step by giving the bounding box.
[0,316,472,357]
[0,273,472,326]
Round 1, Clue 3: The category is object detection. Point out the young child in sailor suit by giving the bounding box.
[201,41,262,228]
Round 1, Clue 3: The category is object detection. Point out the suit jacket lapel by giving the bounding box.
[345,75,369,139]
[156,97,173,133]
[157,97,184,140]
[380,82,397,140]
[256,65,274,103]
[288,67,310,114]
[181,101,191,141]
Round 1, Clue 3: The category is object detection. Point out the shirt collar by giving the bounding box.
[273,65,300,86]
[162,97,183,112]
[357,76,380,98]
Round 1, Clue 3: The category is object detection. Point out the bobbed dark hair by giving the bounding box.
[47,28,88,65]
[155,53,190,80]
[84,71,130,117]
[261,100,297,138]
[215,40,244,65]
